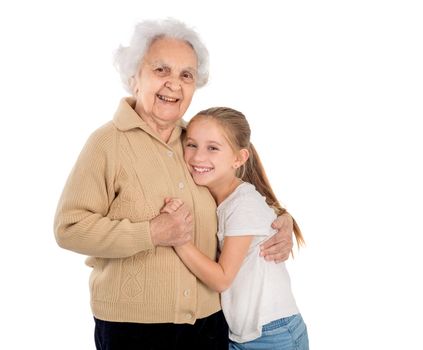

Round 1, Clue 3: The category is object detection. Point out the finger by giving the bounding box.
[271,213,287,228]
[260,243,279,256]
[260,241,291,257]
[170,198,184,206]
[259,235,278,250]
[271,213,292,229]
[262,252,290,263]
[165,197,184,208]
[170,202,182,211]
[162,202,179,213]
[176,203,191,217]
[164,204,183,216]
[271,219,282,229]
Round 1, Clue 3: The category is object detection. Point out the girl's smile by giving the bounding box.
[191,165,214,174]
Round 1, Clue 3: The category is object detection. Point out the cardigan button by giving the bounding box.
[183,289,191,297]
[178,182,185,190]
[167,150,173,157]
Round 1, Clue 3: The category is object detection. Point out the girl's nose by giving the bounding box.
[192,148,206,162]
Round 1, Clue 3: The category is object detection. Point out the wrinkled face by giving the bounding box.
[132,37,198,132]
[184,118,240,191]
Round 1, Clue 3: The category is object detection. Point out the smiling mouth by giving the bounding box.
[192,166,213,174]
[157,94,179,103]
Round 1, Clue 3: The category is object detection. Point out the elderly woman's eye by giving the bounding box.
[155,66,170,75]
[181,71,194,82]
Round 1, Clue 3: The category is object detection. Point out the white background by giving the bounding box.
[1,0,422,349]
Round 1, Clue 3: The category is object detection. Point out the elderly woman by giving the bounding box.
[54,19,294,349]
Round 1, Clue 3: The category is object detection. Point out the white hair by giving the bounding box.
[114,18,209,94]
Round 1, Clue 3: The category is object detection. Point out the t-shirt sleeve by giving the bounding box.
[223,192,276,237]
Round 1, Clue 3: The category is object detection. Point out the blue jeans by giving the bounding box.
[229,314,309,350]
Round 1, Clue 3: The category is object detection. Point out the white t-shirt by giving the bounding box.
[217,182,299,343]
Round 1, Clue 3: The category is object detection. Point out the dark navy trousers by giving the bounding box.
[94,310,229,350]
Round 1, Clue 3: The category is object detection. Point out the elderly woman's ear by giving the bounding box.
[129,76,139,96]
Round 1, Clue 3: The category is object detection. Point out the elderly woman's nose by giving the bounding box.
[164,78,181,91]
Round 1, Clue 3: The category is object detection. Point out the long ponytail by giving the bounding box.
[241,143,304,248]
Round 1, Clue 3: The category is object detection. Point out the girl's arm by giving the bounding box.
[161,198,253,293]
[175,236,253,293]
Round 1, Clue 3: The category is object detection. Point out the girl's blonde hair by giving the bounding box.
[188,107,305,248]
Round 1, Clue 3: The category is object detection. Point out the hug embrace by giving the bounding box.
[54,18,308,349]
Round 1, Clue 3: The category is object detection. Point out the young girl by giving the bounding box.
[162,107,309,349]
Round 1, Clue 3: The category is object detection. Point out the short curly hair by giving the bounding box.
[114,18,209,94]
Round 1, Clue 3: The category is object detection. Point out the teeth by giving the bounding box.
[158,94,178,102]
[193,166,212,173]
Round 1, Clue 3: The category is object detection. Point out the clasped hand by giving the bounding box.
[149,198,193,247]
[151,198,294,263]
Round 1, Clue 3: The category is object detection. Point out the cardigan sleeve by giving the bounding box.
[54,125,154,258]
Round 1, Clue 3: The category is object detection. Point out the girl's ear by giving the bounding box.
[234,148,249,169]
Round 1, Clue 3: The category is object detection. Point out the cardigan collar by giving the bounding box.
[113,97,187,146]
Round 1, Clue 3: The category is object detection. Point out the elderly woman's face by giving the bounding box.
[132,37,198,130]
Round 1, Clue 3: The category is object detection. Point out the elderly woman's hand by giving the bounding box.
[259,213,294,263]
[150,198,193,247]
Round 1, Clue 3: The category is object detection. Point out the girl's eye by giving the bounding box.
[185,143,197,148]
[208,146,219,151]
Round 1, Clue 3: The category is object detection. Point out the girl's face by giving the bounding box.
[184,118,242,192]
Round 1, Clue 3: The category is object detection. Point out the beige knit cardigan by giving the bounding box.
[54,98,220,324]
